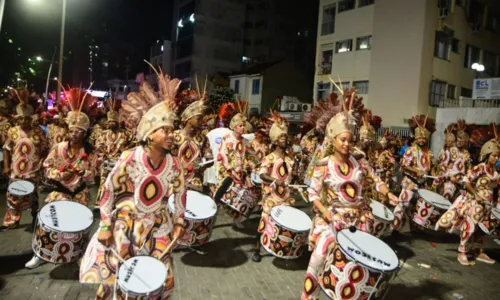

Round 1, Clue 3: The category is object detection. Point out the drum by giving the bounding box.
[103,160,116,171]
[251,172,262,185]
[412,189,451,230]
[7,180,35,211]
[320,229,400,300]
[32,201,94,263]
[260,206,311,259]
[479,207,500,235]
[222,186,256,220]
[168,190,217,247]
[117,256,167,299]
[370,200,395,237]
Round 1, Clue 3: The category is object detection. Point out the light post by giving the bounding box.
[43,47,57,106]
[0,0,5,33]
[471,63,485,79]
[55,0,67,104]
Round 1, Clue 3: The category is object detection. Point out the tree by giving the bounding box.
[207,87,235,114]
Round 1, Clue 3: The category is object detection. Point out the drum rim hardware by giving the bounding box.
[270,206,312,232]
[417,189,451,210]
[117,255,167,296]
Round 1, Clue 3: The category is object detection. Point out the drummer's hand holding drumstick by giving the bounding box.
[172,223,185,241]
[98,226,114,248]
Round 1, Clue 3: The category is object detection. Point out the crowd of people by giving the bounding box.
[0,69,499,300]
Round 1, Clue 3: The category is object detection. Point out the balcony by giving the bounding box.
[434,97,500,108]
[318,63,332,75]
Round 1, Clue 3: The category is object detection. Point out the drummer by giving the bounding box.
[301,88,398,300]
[0,98,13,146]
[251,112,294,262]
[172,88,213,193]
[377,132,401,203]
[25,88,98,269]
[80,71,186,300]
[436,125,499,265]
[391,114,436,234]
[47,113,68,149]
[0,89,48,232]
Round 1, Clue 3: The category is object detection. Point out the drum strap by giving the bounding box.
[51,181,87,198]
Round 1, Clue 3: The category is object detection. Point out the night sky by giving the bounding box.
[0,0,173,90]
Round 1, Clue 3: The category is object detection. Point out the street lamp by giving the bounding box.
[471,63,485,78]
[36,56,43,62]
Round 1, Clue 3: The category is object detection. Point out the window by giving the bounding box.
[353,81,369,94]
[359,0,374,7]
[338,0,355,13]
[451,38,460,53]
[319,49,333,74]
[464,44,480,68]
[429,80,446,106]
[321,4,336,35]
[356,36,372,50]
[461,87,472,98]
[234,80,240,93]
[317,82,331,100]
[336,39,352,53]
[333,81,351,93]
[252,79,261,94]
[483,51,498,76]
[486,13,499,33]
[447,84,456,99]
[434,31,450,60]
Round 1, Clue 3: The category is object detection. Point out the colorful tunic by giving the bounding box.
[43,142,98,206]
[436,163,499,253]
[302,155,385,300]
[250,139,268,162]
[215,131,257,220]
[392,145,434,231]
[172,129,212,190]
[256,152,294,233]
[0,117,12,146]
[2,126,48,226]
[80,146,186,300]
[439,147,471,201]
[47,124,68,148]
[89,124,103,147]
[300,132,320,185]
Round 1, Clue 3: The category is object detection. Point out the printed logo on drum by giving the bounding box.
[383,207,389,219]
[124,258,139,283]
[185,209,197,218]
[274,208,283,218]
[347,246,391,267]
[50,205,59,227]
[215,137,222,144]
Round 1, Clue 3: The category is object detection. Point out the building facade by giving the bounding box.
[314,0,500,126]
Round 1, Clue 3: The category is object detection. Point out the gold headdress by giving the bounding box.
[106,96,119,122]
[229,101,248,130]
[268,111,289,143]
[203,114,217,127]
[456,119,469,142]
[120,61,181,141]
[325,80,365,140]
[179,75,208,122]
[409,114,435,140]
[444,123,456,143]
[10,89,34,118]
[62,87,97,131]
[480,123,500,161]
[359,110,381,141]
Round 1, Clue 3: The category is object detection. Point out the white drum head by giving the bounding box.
[118,256,167,295]
[370,200,395,222]
[251,172,262,184]
[39,201,93,232]
[0,150,3,161]
[491,208,500,220]
[168,190,217,220]
[336,229,399,272]
[242,133,255,141]
[270,206,311,232]
[8,180,35,196]
[418,189,451,210]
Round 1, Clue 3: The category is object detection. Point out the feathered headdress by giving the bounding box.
[120,61,181,141]
[324,78,365,140]
[480,123,500,161]
[203,113,217,126]
[218,102,236,127]
[10,89,34,118]
[178,75,208,122]
[359,110,381,141]
[106,95,120,122]
[62,87,97,131]
[268,111,289,143]
[469,125,490,146]
[444,123,456,143]
[409,114,435,140]
[456,119,470,142]
[307,92,340,135]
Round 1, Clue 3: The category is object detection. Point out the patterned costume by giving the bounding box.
[302,88,389,300]
[47,123,68,148]
[2,90,48,227]
[80,71,186,300]
[391,115,435,231]
[0,112,12,146]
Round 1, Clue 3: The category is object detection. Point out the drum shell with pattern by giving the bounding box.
[7,180,35,211]
[222,187,256,221]
[412,190,451,230]
[478,207,500,235]
[260,206,311,259]
[32,201,94,264]
[168,190,217,247]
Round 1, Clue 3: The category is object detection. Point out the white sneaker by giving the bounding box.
[25,255,45,269]
[233,219,244,229]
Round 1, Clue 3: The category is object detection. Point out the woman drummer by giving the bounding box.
[301,88,398,300]
[436,124,499,266]
[79,71,187,300]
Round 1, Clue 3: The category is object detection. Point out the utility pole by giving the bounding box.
[55,0,67,104]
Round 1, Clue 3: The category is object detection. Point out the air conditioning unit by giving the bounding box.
[288,103,299,111]
[439,7,449,18]
[301,103,312,112]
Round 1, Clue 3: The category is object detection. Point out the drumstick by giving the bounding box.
[160,236,179,259]
[198,159,215,167]
[287,184,308,189]
[107,247,153,290]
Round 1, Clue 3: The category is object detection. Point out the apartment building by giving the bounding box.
[314,0,500,126]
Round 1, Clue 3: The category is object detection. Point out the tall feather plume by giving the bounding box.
[307,92,341,134]
[9,89,29,105]
[342,87,365,123]
[409,114,436,134]
[268,110,289,128]
[469,125,492,146]
[371,115,382,132]
[444,123,456,134]
[217,102,236,126]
